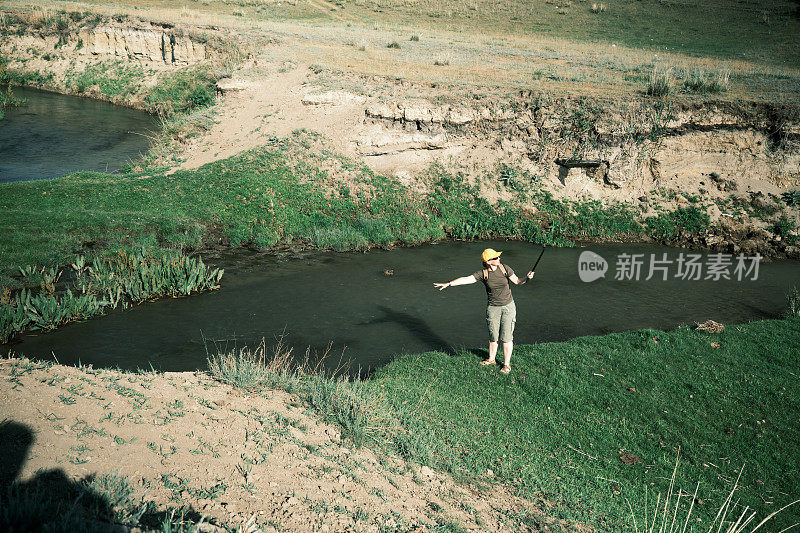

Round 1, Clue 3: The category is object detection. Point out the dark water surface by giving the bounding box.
[0,86,159,182]
[6,241,800,372]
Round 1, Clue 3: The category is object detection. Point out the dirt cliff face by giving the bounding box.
[360,93,800,200]
[0,11,225,109]
[77,25,207,65]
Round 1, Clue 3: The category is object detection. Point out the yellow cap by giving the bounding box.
[481,248,502,262]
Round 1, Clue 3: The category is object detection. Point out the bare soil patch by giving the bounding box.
[0,357,577,531]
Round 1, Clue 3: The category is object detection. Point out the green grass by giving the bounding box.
[370,317,800,530]
[202,315,800,530]
[65,60,143,96]
[0,138,720,289]
[682,67,731,95]
[145,66,218,117]
[644,205,711,239]
[645,64,673,98]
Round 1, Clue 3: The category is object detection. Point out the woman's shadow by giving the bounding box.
[360,305,454,354]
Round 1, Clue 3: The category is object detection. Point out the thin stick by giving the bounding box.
[567,444,597,461]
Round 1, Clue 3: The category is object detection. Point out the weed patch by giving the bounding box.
[0,249,223,342]
[66,60,143,97]
[146,66,219,117]
[645,64,673,98]
[681,67,730,94]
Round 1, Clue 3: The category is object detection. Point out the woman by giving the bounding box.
[434,248,534,374]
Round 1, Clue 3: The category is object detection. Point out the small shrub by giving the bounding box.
[781,190,800,206]
[645,206,709,239]
[773,214,797,243]
[387,41,401,49]
[146,67,219,117]
[410,35,420,41]
[207,338,297,391]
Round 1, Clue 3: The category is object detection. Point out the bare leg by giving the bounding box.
[484,341,498,363]
[501,341,513,373]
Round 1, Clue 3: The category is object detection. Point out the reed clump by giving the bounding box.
[0,249,223,343]
[206,337,298,391]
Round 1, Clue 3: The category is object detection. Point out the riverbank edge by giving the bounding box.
[1,139,798,343]
[2,315,799,531]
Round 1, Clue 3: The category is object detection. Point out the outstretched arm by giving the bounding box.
[434,275,478,291]
[509,271,535,285]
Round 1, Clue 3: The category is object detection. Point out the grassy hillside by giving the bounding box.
[372,317,800,530]
[42,0,800,67]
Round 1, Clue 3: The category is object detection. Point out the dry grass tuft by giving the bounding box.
[646,64,673,98]
[206,336,328,390]
[628,453,800,533]
[695,320,724,333]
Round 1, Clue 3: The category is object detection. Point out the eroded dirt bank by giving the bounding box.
[0,357,573,531]
[2,9,800,258]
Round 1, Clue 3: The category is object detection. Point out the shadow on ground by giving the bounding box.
[0,420,206,530]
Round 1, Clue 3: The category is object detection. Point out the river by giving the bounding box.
[0,86,158,182]
[6,240,799,372]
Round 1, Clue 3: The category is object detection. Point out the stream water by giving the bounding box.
[5,241,799,373]
[0,86,159,182]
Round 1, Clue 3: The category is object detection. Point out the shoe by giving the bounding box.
[479,359,496,366]
[500,366,511,374]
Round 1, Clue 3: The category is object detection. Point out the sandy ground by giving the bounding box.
[176,62,480,183]
[0,356,576,531]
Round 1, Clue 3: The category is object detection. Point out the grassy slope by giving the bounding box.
[346,0,800,67]
[2,140,710,288]
[0,143,432,277]
[371,317,800,530]
[8,0,798,103]
[65,0,800,67]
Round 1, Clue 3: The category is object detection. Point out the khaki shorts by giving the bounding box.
[486,301,516,343]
